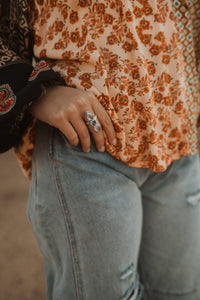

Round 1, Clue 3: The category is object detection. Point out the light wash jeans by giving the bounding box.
[28,121,200,300]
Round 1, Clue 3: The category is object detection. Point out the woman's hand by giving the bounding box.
[30,85,117,152]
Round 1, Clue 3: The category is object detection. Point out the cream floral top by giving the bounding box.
[16,0,200,177]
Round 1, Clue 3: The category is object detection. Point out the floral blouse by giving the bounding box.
[16,0,200,176]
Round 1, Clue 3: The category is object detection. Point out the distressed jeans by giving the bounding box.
[28,122,200,300]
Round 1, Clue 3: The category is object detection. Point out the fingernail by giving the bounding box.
[99,146,105,152]
[112,138,117,145]
[84,148,90,153]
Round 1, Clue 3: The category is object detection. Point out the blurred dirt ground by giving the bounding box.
[0,150,45,300]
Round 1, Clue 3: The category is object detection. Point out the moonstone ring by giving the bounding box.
[84,111,101,132]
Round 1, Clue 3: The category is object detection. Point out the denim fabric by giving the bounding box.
[28,121,200,300]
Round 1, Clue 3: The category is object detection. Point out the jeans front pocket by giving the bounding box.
[48,126,98,165]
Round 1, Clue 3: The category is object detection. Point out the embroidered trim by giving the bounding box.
[28,60,50,81]
[0,84,16,115]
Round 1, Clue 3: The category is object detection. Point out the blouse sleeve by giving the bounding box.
[0,0,65,153]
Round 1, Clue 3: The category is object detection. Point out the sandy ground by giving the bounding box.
[0,150,45,300]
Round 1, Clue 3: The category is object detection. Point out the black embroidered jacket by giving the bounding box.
[0,0,65,153]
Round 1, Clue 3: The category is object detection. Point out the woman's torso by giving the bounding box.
[24,0,199,173]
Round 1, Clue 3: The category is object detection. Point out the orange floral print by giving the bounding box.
[15,0,200,178]
[69,11,79,24]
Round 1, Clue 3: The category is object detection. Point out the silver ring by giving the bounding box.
[84,111,101,132]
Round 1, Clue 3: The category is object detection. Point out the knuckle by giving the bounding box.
[80,130,89,140]
[88,93,95,101]
[103,117,111,128]
[52,111,65,125]
[89,95,97,104]
[67,104,78,115]
[76,97,88,108]
[68,134,79,145]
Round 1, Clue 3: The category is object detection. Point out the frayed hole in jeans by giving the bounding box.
[120,273,144,300]
[120,263,135,281]
[186,191,200,206]
[127,289,135,300]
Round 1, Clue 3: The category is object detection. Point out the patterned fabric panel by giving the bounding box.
[173,0,200,148]
[0,0,66,160]
[0,0,33,64]
[15,0,200,178]
[31,0,200,171]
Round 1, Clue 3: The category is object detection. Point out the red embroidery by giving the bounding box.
[0,84,16,114]
[29,60,50,81]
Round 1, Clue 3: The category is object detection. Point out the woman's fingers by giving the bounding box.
[92,100,117,146]
[69,114,91,152]
[56,116,79,146]
[66,101,116,152]
[30,85,117,152]
[55,107,108,152]
[82,111,106,152]
[69,109,105,152]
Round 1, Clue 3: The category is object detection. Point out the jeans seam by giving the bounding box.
[52,160,85,300]
[49,127,85,300]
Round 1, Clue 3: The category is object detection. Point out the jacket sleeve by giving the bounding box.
[0,0,65,153]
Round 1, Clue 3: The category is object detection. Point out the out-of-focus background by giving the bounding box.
[0,150,45,300]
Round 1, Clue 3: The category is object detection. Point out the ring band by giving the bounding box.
[84,111,101,132]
